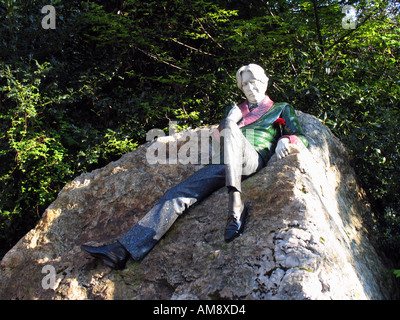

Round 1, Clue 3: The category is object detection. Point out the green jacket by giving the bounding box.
[236,102,308,163]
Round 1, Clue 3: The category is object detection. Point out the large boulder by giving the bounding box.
[0,111,397,300]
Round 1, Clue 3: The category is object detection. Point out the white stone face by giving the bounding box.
[240,70,268,105]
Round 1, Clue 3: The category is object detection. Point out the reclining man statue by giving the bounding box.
[82,64,308,270]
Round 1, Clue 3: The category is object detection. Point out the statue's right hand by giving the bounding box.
[226,103,242,123]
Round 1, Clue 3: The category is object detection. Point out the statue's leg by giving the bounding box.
[219,118,265,241]
[118,164,226,260]
[118,119,265,259]
[219,118,264,193]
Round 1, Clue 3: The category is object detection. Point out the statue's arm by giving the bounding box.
[280,104,308,147]
[276,104,308,160]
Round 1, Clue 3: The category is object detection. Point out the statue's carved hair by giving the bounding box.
[236,64,269,91]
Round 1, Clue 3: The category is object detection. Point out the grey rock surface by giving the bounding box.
[0,111,396,299]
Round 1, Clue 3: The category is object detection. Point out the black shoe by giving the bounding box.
[81,242,130,270]
[224,204,248,242]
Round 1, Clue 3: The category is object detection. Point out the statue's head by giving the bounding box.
[236,64,269,105]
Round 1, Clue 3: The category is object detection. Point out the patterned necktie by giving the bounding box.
[249,103,258,112]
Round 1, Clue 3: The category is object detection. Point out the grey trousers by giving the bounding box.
[118,119,265,260]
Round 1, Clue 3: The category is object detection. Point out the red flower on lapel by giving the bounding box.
[274,118,286,126]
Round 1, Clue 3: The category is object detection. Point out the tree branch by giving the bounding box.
[132,45,185,71]
[168,38,216,56]
[195,17,225,50]
[310,0,324,53]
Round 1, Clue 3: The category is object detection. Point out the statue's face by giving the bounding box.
[240,71,267,105]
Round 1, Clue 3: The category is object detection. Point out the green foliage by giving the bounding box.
[0,59,70,249]
[0,0,399,273]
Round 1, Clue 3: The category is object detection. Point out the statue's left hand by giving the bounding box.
[276,138,291,160]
